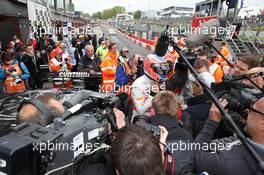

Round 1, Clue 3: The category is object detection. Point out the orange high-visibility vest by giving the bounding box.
[2,63,26,93]
[100,51,119,92]
[215,46,230,67]
[50,49,56,59]
[118,56,131,76]
[165,51,179,80]
[209,63,224,82]
[48,58,73,88]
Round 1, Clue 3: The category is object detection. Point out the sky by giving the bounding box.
[73,0,264,14]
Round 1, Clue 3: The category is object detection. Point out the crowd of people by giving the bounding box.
[1,30,264,175]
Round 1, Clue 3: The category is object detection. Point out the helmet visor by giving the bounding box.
[152,62,170,76]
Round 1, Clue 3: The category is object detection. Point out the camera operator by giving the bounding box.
[150,91,195,175]
[17,94,65,125]
[17,90,126,127]
[0,51,30,93]
[195,98,264,175]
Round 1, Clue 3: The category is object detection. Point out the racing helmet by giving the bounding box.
[144,54,170,83]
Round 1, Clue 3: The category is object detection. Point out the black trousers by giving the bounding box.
[28,77,43,90]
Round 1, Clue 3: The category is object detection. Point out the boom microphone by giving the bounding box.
[185,19,220,48]
[155,25,170,57]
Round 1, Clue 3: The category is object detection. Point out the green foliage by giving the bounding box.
[67,3,75,11]
[81,12,91,19]
[92,6,125,19]
[92,12,103,19]
[134,10,142,19]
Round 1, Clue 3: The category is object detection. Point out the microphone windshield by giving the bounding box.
[186,19,220,48]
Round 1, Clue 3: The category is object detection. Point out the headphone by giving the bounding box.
[17,98,56,125]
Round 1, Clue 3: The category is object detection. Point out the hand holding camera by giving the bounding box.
[5,67,22,84]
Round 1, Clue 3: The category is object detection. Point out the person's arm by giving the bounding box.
[19,62,30,80]
[195,99,228,173]
[67,61,73,70]
[116,65,129,86]
[21,57,30,70]
[131,87,153,114]
[74,49,80,61]
[195,118,219,144]
[49,60,61,72]
[195,99,228,144]
[0,65,6,79]
[100,59,116,76]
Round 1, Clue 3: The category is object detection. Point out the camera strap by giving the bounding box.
[163,153,176,175]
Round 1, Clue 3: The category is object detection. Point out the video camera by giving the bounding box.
[132,115,161,138]
[211,79,264,134]
[0,90,121,175]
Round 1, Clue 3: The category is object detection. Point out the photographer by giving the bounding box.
[48,47,73,88]
[79,124,168,175]
[195,98,264,175]
[111,125,168,175]
[150,91,195,175]
[0,51,30,93]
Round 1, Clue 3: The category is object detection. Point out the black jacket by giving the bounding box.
[186,95,212,121]
[195,119,264,175]
[182,95,212,138]
[81,54,101,72]
[150,114,195,175]
[22,54,41,78]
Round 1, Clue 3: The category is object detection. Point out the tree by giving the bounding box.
[92,6,126,19]
[68,3,75,12]
[82,12,91,20]
[134,10,142,19]
[92,12,103,19]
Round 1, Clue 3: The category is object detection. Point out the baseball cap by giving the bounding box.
[121,47,129,53]
[55,47,63,55]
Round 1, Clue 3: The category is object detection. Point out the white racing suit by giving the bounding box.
[131,74,154,118]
